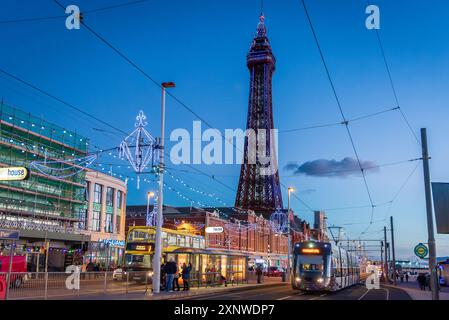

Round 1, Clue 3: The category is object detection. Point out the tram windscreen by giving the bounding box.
[296,255,326,275]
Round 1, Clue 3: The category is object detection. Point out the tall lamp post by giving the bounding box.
[287,187,294,282]
[152,81,175,294]
[146,191,155,226]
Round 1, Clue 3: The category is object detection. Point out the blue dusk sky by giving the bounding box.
[1,0,449,259]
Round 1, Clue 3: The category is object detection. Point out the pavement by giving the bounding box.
[53,279,284,300]
[184,282,411,300]
[387,280,449,300]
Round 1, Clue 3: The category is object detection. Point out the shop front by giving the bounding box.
[85,239,125,269]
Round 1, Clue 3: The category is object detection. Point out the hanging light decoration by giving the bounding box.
[269,208,288,234]
[119,110,160,189]
[30,154,97,179]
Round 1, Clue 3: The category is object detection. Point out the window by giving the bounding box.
[77,208,87,230]
[91,210,101,232]
[105,213,113,233]
[106,187,114,206]
[94,184,102,204]
[117,190,123,209]
[85,181,90,202]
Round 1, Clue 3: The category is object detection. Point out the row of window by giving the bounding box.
[90,210,115,233]
[87,182,124,209]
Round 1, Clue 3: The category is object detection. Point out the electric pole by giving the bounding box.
[390,216,397,286]
[384,226,389,283]
[421,128,439,300]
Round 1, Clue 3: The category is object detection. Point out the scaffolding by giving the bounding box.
[0,101,89,231]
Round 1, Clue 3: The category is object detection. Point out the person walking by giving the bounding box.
[86,260,94,279]
[173,264,180,291]
[417,273,426,290]
[164,258,177,292]
[256,265,263,284]
[400,272,404,283]
[182,263,191,291]
[405,272,409,283]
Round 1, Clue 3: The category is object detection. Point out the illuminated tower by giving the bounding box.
[235,14,283,214]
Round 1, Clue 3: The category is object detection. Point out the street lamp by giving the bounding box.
[152,81,175,294]
[146,191,155,226]
[287,187,294,283]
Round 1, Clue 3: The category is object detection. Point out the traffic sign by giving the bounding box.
[0,167,30,181]
[0,229,20,240]
[414,243,428,259]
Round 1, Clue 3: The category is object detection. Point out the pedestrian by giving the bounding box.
[164,258,177,292]
[173,265,180,291]
[86,259,94,279]
[256,265,263,284]
[400,272,404,283]
[405,272,409,283]
[417,273,425,290]
[160,263,166,291]
[182,263,191,291]
[94,261,100,278]
[425,273,431,291]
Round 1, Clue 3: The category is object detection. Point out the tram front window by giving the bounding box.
[125,254,153,271]
[296,255,330,278]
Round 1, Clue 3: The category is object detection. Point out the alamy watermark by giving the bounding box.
[169,121,279,176]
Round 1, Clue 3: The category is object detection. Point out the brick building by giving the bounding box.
[126,205,319,269]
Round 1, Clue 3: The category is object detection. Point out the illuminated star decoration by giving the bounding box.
[119,110,159,189]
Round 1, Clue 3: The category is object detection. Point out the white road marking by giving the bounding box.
[358,288,370,300]
[277,296,292,300]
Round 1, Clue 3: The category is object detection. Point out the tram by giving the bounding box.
[123,226,247,284]
[292,240,360,292]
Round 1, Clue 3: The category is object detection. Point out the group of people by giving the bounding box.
[161,258,192,292]
[394,270,409,283]
[417,273,432,291]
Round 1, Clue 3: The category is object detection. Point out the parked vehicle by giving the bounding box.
[0,256,27,288]
[112,268,123,281]
[264,266,284,277]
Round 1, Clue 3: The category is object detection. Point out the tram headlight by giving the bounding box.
[317,277,324,284]
[295,277,301,283]
[147,271,154,278]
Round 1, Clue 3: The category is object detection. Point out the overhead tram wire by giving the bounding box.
[52,0,317,209]
[0,67,238,199]
[279,106,399,134]
[365,0,420,146]
[0,0,153,24]
[52,0,216,132]
[300,0,375,214]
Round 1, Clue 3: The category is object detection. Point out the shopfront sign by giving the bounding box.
[0,167,29,181]
[99,239,125,247]
[0,229,19,240]
[205,226,224,234]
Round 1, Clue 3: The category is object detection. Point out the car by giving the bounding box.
[264,266,284,277]
[112,268,123,281]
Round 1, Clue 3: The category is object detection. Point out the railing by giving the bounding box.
[0,270,251,300]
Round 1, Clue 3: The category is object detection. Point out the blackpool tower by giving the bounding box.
[235,13,283,215]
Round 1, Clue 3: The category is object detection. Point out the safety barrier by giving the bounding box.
[0,270,252,300]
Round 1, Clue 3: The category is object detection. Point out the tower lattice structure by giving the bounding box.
[235,14,283,215]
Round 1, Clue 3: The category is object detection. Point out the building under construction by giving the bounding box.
[0,101,89,269]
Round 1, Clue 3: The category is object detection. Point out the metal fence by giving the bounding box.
[0,270,259,300]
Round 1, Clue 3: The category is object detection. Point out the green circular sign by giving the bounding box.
[414,243,428,258]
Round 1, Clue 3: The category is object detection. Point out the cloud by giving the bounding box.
[284,157,379,178]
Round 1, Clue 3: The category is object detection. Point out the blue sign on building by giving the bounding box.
[0,229,20,240]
